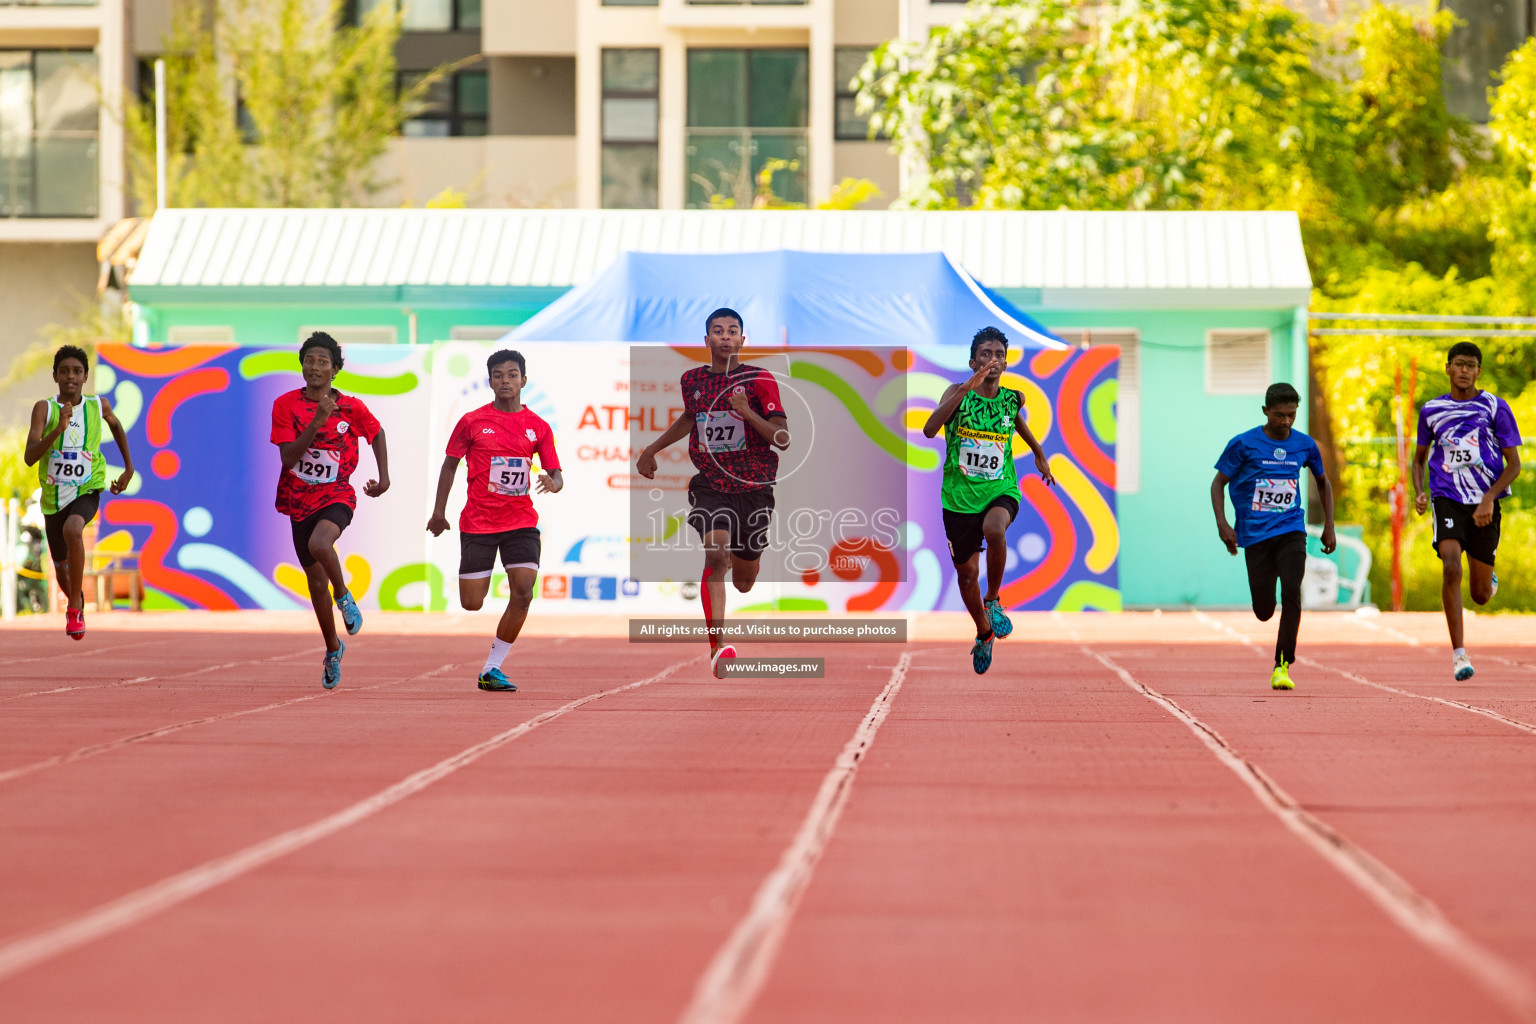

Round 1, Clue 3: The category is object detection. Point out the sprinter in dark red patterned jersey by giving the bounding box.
[428,348,564,692]
[636,308,790,678]
[270,332,390,690]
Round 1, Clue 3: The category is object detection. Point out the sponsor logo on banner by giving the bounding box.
[621,578,641,597]
[541,575,569,599]
[573,576,618,601]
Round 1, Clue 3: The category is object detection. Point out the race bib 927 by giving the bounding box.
[45,448,92,485]
[489,456,530,496]
[1251,477,1298,513]
[696,411,747,453]
[290,448,341,486]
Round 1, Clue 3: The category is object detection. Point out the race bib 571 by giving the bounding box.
[489,456,530,496]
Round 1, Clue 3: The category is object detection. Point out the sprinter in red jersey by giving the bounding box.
[636,308,790,678]
[271,332,390,690]
[428,348,564,692]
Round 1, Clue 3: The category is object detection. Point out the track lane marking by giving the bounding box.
[678,651,915,1024]
[1,639,165,669]
[1084,645,1536,1022]
[1189,610,1536,738]
[0,661,481,786]
[1,649,316,702]
[0,655,699,983]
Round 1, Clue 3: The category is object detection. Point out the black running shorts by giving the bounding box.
[43,490,102,564]
[291,503,353,568]
[686,478,774,561]
[459,527,542,579]
[942,494,1020,565]
[1431,495,1501,566]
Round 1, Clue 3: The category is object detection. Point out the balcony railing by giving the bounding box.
[0,132,99,217]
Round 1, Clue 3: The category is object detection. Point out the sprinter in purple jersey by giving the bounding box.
[1412,342,1524,681]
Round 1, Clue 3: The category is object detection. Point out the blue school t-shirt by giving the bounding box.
[1215,426,1326,547]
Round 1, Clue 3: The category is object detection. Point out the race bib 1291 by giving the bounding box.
[290,448,341,486]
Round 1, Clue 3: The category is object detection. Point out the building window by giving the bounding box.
[686,49,807,208]
[0,50,98,218]
[1205,329,1271,396]
[349,0,479,31]
[1054,329,1141,493]
[834,48,884,141]
[400,70,488,137]
[602,49,659,209]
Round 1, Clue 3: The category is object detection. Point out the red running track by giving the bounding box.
[3,622,1536,1023]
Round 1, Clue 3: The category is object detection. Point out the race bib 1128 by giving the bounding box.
[958,435,1007,480]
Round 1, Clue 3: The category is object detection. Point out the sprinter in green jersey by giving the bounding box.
[923,327,1053,674]
[23,346,136,639]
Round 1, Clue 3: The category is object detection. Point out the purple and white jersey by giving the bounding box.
[1416,391,1522,504]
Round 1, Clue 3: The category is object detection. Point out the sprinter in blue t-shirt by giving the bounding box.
[1211,382,1337,690]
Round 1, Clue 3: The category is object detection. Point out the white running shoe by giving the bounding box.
[712,644,738,679]
[1453,651,1475,682]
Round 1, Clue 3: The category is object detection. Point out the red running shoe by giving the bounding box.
[711,644,737,679]
[65,608,85,640]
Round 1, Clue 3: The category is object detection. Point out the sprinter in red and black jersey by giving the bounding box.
[636,308,790,678]
[271,332,390,690]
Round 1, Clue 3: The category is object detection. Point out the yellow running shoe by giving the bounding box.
[1270,659,1294,691]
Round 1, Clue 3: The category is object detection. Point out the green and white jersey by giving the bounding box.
[940,387,1022,514]
[39,395,105,514]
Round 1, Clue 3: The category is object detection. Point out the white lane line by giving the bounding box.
[0,661,478,786]
[2,639,165,669]
[1084,645,1536,1022]
[0,655,698,984]
[1353,615,1423,646]
[1,649,314,703]
[1297,657,1536,739]
[678,651,914,1024]
[1192,607,1536,739]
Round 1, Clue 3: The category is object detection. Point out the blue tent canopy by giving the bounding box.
[506,250,1064,349]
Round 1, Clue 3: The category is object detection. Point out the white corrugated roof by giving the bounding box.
[131,209,1312,305]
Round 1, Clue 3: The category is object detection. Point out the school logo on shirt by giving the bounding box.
[337,421,349,434]
[525,428,537,442]
[1272,447,1286,459]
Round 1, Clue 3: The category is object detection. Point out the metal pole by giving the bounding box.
[154,58,167,211]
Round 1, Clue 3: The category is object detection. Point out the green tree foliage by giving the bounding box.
[862,0,1536,608]
[124,0,454,210]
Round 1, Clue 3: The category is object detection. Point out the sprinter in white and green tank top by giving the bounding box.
[23,346,136,640]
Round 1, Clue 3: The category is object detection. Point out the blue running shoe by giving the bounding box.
[338,592,363,636]
[971,633,994,675]
[984,598,1013,639]
[323,641,345,690]
[1491,572,1499,600]
[478,667,517,692]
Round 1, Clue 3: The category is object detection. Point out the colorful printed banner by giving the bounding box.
[94,342,1117,614]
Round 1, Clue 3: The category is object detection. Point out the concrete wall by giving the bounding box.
[0,243,98,430]
[375,136,578,208]
[484,0,576,55]
[490,56,577,136]
[833,140,899,206]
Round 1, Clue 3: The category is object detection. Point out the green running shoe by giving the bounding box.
[984,598,1013,639]
[971,632,994,675]
[478,667,517,692]
[1270,659,1294,691]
